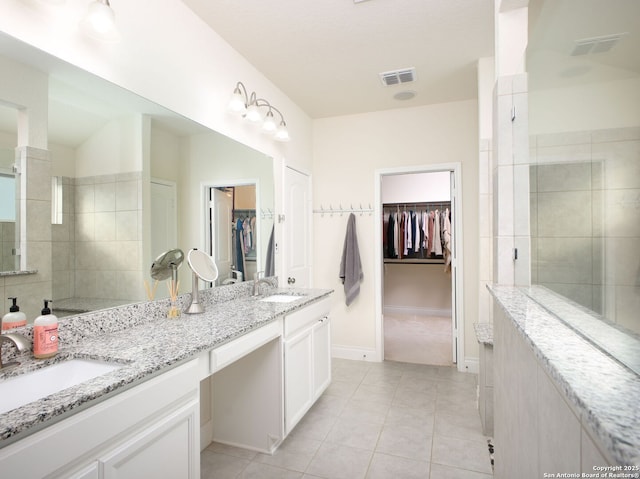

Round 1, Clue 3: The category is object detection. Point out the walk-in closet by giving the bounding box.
[381,171,456,366]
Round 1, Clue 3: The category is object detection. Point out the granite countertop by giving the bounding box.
[0,283,332,448]
[473,323,493,346]
[488,285,640,467]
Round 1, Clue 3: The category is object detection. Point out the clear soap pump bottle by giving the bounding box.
[2,297,27,330]
[33,300,58,359]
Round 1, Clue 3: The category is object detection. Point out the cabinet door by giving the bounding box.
[312,316,331,399]
[101,399,199,479]
[284,327,314,434]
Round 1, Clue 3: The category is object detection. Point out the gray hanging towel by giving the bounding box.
[265,225,275,277]
[339,213,363,306]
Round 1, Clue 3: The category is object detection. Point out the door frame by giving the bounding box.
[202,179,261,277]
[374,163,465,370]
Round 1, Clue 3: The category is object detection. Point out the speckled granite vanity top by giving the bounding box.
[0,281,331,447]
[473,323,493,346]
[488,285,640,467]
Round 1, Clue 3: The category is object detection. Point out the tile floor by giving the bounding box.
[384,313,453,366]
[201,358,494,478]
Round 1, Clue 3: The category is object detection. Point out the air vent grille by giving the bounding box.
[379,68,417,87]
[570,33,627,56]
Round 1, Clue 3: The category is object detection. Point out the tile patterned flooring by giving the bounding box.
[384,314,453,366]
[201,358,494,478]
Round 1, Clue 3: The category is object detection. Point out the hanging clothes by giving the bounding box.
[235,218,246,279]
[433,210,443,256]
[443,208,452,272]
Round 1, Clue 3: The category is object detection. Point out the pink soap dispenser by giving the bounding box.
[33,300,58,359]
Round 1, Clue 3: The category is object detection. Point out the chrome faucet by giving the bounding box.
[0,333,31,370]
[252,272,272,296]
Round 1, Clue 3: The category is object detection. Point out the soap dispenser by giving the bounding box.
[33,300,58,359]
[2,297,27,330]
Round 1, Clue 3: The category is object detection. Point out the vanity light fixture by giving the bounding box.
[228,82,290,142]
[83,0,117,37]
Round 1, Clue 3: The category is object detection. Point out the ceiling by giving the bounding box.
[181,0,495,119]
[1,0,638,148]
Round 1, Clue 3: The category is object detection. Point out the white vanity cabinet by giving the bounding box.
[283,297,331,435]
[0,360,200,479]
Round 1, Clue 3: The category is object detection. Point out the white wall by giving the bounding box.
[312,100,480,363]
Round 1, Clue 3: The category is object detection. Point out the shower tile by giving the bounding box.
[536,162,592,192]
[536,237,593,284]
[75,184,95,213]
[615,287,640,333]
[75,241,96,270]
[94,182,116,212]
[536,144,591,169]
[595,140,640,190]
[604,189,640,237]
[116,211,138,241]
[94,212,116,241]
[75,213,95,242]
[591,126,640,143]
[95,270,117,299]
[536,191,592,237]
[116,180,139,211]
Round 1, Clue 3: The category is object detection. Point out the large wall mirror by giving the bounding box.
[527,0,640,367]
[0,32,274,319]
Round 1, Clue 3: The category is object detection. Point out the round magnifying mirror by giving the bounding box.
[184,249,218,314]
[188,249,219,282]
[150,248,184,281]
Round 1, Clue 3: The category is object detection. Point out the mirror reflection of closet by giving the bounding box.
[381,171,455,366]
[208,184,258,285]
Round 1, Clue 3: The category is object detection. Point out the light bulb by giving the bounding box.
[85,0,116,35]
[245,104,262,122]
[275,122,290,142]
[228,90,246,113]
[262,110,277,132]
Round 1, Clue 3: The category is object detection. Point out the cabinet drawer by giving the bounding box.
[210,319,282,373]
[284,297,331,338]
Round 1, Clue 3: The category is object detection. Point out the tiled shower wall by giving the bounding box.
[52,172,144,302]
[530,127,640,334]
[0,222,16,271]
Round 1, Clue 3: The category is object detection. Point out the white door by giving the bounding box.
[150,180,177,263]
[209,188,233,285]
[283,167,311,287]
[449,171,458,364]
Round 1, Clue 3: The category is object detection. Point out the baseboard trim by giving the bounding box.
[332,345,381,362]
[461,357,479,374]
[200,421,213,451]
[384,305,452,317]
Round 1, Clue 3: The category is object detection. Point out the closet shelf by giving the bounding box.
[384,258,445,265]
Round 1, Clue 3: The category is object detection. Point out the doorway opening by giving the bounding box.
[374,164,463,368]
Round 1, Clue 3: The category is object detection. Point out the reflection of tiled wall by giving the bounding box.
[0,222,16,271]
[52,172,144,302]
[530,127,640,334]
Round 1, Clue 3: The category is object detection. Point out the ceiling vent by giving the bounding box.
[570,33,627,56]
[379,68,417,87]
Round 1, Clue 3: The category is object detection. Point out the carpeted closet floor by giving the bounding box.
[384,313,453,366]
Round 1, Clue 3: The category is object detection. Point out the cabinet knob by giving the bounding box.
[287,277,296,285]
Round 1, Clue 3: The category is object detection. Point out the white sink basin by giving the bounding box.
[259,294,303,303]
[0,358,122,415]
